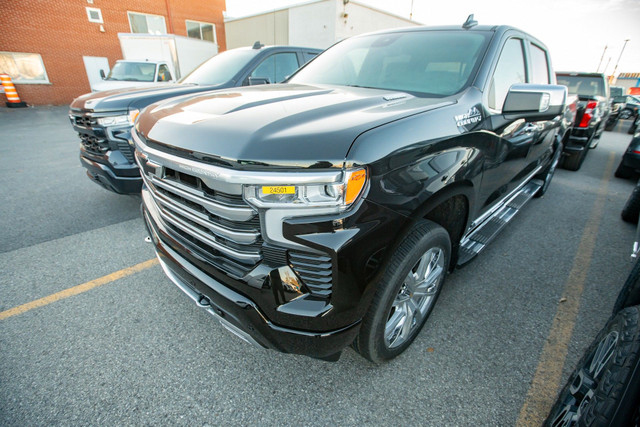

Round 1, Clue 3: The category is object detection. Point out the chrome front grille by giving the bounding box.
[141,163,263,272]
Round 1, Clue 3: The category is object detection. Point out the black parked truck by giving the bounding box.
[135,20,571,362]
[555,71,610,170]
[69,44,321,194]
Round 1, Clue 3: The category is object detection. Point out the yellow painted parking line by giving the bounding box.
[0,258,158,321]
[516,152,616,426]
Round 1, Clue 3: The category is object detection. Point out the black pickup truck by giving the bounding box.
[556,72,610,170]
[135,20,570,362]
[69,44,321,194]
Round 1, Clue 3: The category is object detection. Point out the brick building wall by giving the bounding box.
[0,0,226,105]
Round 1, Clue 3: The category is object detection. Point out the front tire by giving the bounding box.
[544,306,640,427]
[353,220,451,363]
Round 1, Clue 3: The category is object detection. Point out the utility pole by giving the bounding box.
[410,0,414,20]
[611,39,630,80]
[603,57,611,75]
[596,45,607,72]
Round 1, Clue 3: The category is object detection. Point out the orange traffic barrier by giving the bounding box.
[0,74,27,108]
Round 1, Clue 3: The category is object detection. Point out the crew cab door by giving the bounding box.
[479,37,539,212]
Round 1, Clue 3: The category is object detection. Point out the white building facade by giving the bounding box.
[225,0,420,50]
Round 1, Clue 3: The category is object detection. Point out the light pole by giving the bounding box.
[597,45,607,73]
[611,39,630,82]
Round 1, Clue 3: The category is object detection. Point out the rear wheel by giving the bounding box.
[353,219,450,363]
[562,148,587,171]
[544,306,640,426]
[605,118,618,131]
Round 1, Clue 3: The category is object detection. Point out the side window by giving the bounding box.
[157,64,172,82]
[488,38,526,110]
[251,53,300,83]
[529,44,550,84]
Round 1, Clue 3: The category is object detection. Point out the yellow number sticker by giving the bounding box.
[262,186,295,195]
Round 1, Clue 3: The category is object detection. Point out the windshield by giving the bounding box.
[289,30,491,97]
[556,75,606,97]
[106,62,156,82]
[180,49,259,85]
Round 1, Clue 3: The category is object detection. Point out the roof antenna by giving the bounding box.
[463,14,478,29]
[252,41,264,49]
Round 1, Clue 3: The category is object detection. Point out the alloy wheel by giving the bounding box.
[384,247,445,349]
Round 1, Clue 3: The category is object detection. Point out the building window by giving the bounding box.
[0,52,50,84]
[186,20,216,43]
[86,7,103,24]
[128,12,167,35]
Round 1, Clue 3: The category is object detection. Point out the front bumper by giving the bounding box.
[80,151,142,194]
[142,196,364,359]
[71,110,142,194]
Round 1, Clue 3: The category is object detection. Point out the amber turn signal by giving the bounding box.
[345,168,367,205]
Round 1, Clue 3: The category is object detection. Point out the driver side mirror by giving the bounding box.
[503,84,567,121]
[99,69,106,79]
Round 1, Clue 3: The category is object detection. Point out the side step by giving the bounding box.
[457,179,543,266]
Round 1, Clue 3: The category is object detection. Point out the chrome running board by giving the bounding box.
[457,179,543,266]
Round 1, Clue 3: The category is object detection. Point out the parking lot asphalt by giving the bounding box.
[0,105,637,426]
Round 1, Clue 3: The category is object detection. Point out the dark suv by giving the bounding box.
[135,22,569,362]
[69,44,321,194]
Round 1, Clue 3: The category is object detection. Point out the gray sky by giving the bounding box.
[225,0,640,74]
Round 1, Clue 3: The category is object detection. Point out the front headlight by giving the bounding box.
[244,168,367,210]
[97,109,140,127]
[244,168,367,249]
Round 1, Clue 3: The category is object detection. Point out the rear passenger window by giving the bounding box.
[488,38,526,110]
[529,44,550,84]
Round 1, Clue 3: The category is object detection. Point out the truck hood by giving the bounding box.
[137,84,455,167]
[70,82,228,113]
